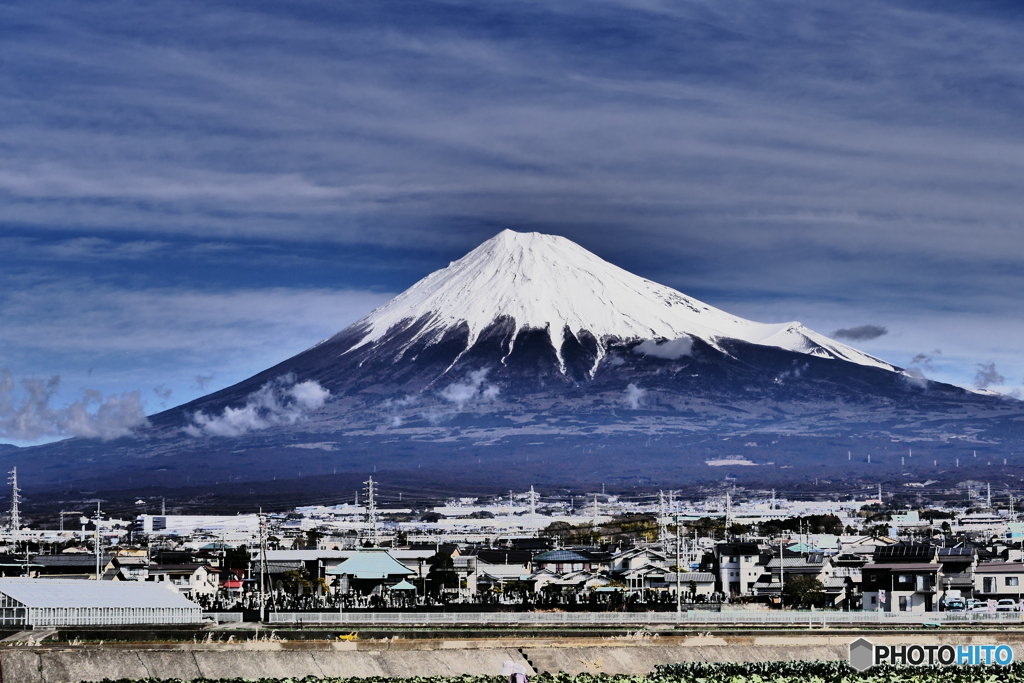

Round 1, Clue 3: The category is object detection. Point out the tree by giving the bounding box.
[426,552,458,595]
[224,544,249,570]
[782,576,826,608]
[729,522,752,537]
[303,529,322,549]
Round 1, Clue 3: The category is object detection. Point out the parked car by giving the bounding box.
[945,598,966,612]
[970,601,990,612]
[996,599,1020,612]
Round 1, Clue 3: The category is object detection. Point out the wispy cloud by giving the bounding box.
[0,369,148,442]
[633,337,693,359]
[439,369,499,409]
[185,373,329,437]
[974,362,1005,390]
[623,383,645,409]
[832,325,888,342]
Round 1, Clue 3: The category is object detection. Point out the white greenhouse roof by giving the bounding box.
[0,579,200,609]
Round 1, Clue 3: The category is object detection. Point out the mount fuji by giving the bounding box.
[11,230,1024,498]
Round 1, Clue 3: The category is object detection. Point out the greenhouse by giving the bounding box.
[0,578,202,627]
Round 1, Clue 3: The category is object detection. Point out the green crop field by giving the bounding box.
[94,660,1024,683]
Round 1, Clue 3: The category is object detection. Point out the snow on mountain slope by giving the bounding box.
[341,230,896,375]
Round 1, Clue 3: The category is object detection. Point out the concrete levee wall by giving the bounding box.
[0,647,528,683]
[3,635,1024,683]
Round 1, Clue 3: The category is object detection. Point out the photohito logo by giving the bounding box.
[848,638,1014,671]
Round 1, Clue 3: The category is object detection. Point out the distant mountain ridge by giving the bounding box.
[7,230,1024,495]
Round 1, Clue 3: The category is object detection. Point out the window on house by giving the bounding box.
[899,596,908,611]
[984,577,996,593]
[729,556,738,563]
[1007,577,1019,587]
[870,596,877,605]
[898,575,911,584]
[744,556,751,562]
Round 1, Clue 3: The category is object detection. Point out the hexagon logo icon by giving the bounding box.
[849,638,874,672]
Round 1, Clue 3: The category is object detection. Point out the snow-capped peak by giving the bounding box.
[343,229,896,374]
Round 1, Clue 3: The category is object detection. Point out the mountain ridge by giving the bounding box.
[335,229,896,376]
[6,229,1024,496]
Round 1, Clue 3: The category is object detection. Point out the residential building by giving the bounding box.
[715,542,769,596]
[974,562,1024,601]
[146,564,221,598]
[862,563,941,612]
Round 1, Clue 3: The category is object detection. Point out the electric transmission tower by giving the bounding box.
[8,467,20,543]
[364,477,379,546]
[93,500,102,580]
[258,508,268,621]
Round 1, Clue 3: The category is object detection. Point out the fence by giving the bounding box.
[266,610,1024,626]
[203,612,244,623]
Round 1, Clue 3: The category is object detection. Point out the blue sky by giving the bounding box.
[2,0,1024,443]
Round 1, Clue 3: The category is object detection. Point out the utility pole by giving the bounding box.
[987,483,992,509]
[675,513,682,613]
[725,491,732,536]
[364,477,379,546]
[94,500,102,580]
[877,483,882,504]
[591,494,599,538]
[161,498,166,516]
[771,489,776,509]
[779,536,784,610]
[658,491,667,544]
[529,486,537,516]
